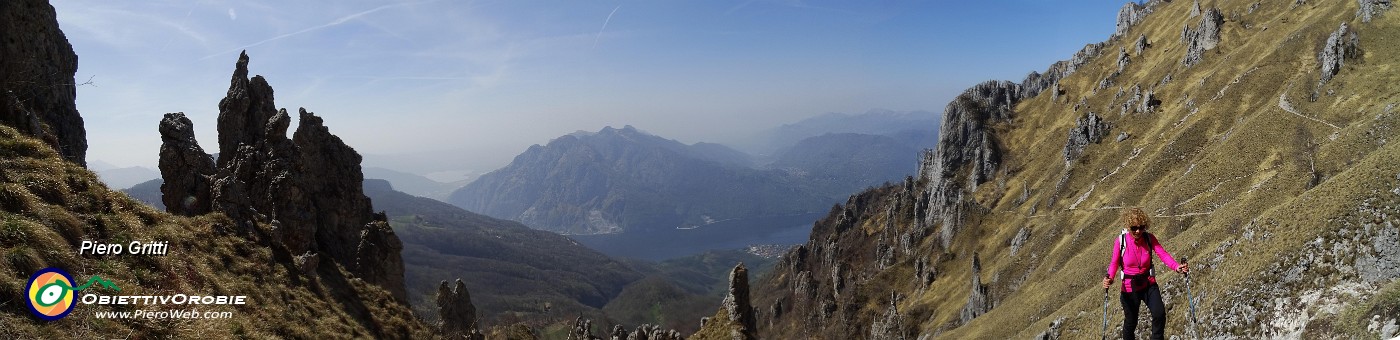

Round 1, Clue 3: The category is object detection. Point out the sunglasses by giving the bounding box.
[1129,225,1146,232]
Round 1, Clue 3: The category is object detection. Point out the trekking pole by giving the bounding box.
[1102,286,1109,340]
[1186,273,1198,335]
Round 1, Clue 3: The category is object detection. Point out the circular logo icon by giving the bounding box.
[26,267,76,321]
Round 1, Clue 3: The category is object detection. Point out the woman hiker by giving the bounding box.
[1101,207,1188,340]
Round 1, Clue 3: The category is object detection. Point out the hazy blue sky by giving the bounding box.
[54,0,1132,177]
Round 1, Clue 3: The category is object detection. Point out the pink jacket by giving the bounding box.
[1106,233,1180,292]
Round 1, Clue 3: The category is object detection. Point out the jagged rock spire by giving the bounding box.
[437,279,483,339]
[158,112,215,216]
[156,51,407,301]
[959,252,991,324]
[721,262,757,340]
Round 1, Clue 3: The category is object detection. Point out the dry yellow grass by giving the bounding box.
[0,125,432,338]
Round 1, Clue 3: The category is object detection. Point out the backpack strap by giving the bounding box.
[1118,231,1155,279]
[1118,232,1126,280]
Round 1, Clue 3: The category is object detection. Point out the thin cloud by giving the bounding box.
[593,5,621,50]
[201,2,418,60]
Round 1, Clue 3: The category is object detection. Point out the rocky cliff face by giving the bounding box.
[157,51,406,301]
[0,0,86,166]
[753,0,1400,338]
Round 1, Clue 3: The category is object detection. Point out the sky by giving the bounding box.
[53,0,1134,178]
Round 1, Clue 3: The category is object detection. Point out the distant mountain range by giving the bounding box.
[448,125,834,235]
[739,109,939,156]
[765,131,928,196]
[94,165,159,189]
[363,166,468,201]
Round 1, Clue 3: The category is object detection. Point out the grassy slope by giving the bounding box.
[933,0,1400,338]
[0,126,431,338]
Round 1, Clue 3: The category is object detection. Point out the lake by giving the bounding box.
[571,212,825,261]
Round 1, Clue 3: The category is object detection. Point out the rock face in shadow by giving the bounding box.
[158,113,216,216]
[437,279,484,339]
[156,51,406,301]
[0,0,87,166]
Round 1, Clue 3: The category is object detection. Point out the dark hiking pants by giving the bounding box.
[1120,283,1165,340]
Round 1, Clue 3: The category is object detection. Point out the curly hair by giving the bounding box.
[1121,207,1151,229]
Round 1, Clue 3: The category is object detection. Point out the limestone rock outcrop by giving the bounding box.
[566,318,682,340]
[0,0,87,166]
[1114,1,1154,39]
[1358,0,1393,22]
[437,279,484,339]
[1063,112,1110,163]
[566,317,599,340]
[158,112,215,216]
[354,219,405,299]
[1134,34,1150,55]
[1318,22,1361,86]
[1181,7,1225,67]
[958,253,991,324]
[869,295,909,340]
[721,263,757,340]
[626,325,684,340]
[157,51,407,301]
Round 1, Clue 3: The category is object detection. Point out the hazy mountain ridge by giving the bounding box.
[94,166,159,190]
[753,1,1400,339]
[448,125,832,235]
[739,109,939,156]
[765,132,924,196]
[364,166,466,201]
